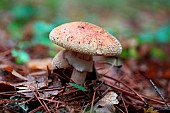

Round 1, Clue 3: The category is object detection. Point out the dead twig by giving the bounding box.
[149,79,170,108]
[103,75,148,105]
[29,86,48,112]
[103,80,166,105]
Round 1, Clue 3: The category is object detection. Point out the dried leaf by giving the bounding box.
[1,65,27,80]
[94,91,119,113]
[1,65,13,72]
[26,58,52,70]
[12,70,27,81]
[0,81,16,92]
[144,107,159,113]
[95,91,119,106]
[27,71,48,89]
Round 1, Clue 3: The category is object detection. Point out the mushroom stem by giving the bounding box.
[71,69,87,84]
[64,51,93,84]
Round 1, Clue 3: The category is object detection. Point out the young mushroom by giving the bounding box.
[49,21,122,85]
[51,50,71,69]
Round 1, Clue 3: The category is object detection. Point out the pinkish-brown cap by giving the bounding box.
[49,21,122,56]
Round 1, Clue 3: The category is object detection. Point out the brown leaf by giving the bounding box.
[162,69,170,79]
[27,71,48,89]
[0,64,26,83]
[1,64,13,72]
[26,58,52,70]
[0,81,16,92]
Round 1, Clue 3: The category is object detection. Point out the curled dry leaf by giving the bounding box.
[144,107,159,113]
[26,58,52,70]
[96,91,119,106]
[0,64,27,82]
[0,64,13,72]
[94,91,119,113]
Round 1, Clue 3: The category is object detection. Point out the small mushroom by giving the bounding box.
[51,50,71,69]
[49,21,122,84]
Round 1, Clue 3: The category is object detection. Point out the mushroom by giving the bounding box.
[51,50,71,69]
[49,21,122,84]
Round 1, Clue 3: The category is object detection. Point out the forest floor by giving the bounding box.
[0,34,170,113]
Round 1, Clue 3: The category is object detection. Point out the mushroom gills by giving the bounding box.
[64,51,93,72]
[64,51,93,84]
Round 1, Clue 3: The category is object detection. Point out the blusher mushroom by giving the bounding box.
[51,50,71,69]
[49,21,122,84]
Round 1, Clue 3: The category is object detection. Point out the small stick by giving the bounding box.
[104,82,165,104]
[90,81,104,113]
[90,91,96,113]
[103,75,148,105]
[114,105,125,113]
[29,86,48,112]
[149,79,170,109]
[35,83,50,112]
[120,94,128,113]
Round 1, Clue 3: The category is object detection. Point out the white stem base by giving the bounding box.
[71,69,87,85]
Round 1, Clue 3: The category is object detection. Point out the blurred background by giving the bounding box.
[1,1,170,112]
[0,0,170,65]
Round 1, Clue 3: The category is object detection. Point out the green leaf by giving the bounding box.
[11,49,18,57]
[7,21,23,40]
[33,21,54,35]
[121,48,138,59]
[155,25,170,43]
[104,27,115,35]
[138,32,154,43]
[11,4,36,20]
[121,49,129,59]
[33,36,52,46]
[151,47,166,60]
[36,111,43,113]
[129,48,138,58]
[69,83,88,91]
[11,49,30,64]
[48,50,57,57]
[53,17,69,26]
[32,21,55,46]
[18,41,31,49]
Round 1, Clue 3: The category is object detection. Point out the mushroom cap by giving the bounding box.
[49,21,122,56]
